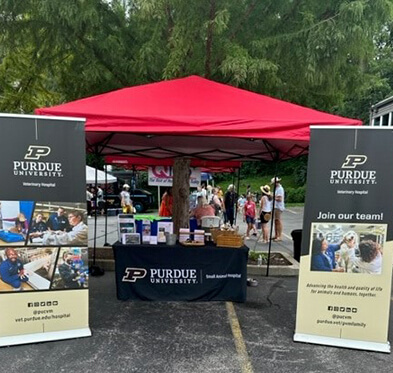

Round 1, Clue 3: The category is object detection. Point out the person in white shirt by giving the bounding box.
[271,177,285,242]
[86,187,93,217]
[97,186,105,215]
[120,184,133,214]
[259,185,273,243]
[352,240,382,274]
[34,211,88,246]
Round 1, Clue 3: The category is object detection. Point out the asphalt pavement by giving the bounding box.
[2,272,392,372]
[2,207,393,372]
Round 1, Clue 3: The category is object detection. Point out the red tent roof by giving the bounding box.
[36,75,361,161]
[105,156,241,173]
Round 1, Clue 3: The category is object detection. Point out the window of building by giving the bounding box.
[373,117,381,126]
[382,114,389,126]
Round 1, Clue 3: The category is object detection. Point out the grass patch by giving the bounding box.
[214,175,301,196]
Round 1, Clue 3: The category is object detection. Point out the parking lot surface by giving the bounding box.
[2,208,393,372]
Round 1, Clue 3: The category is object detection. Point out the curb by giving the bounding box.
[247,251,299,276]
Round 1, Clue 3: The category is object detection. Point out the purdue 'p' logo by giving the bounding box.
[122,268,147,282]
[341,155,367,169]
[24,145,51,160]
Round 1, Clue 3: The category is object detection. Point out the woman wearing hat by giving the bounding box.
[259,185,273,243]
[120,184,133,214]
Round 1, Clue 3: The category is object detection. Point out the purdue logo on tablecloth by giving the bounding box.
[122,268,147,282]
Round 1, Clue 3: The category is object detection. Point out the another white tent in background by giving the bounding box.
[86,165,117,184]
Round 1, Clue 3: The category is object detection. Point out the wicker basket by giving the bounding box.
[210,228,235,243]
[216,234,244,248]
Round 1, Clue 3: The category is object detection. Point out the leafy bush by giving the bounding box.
[285,186,306,203]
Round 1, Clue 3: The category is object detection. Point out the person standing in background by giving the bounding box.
[120,184,133,214]
[243,194,256,238]
[271,177,285,242]
[86,187,93,217]
[200,184,207,200]
[259,185,273,243]
[224,184,237,227]
[159,188,173,217]
[97,186,105,215]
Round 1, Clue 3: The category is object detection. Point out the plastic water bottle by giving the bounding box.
[257,255,262,267]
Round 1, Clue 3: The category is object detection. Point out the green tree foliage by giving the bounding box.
[1,0,393,120]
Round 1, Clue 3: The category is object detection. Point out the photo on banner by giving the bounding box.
[0,247,58,292]
[0,200,34,245]
[309,223,386,275]
[27,201,87,246]
[51,247,89,290]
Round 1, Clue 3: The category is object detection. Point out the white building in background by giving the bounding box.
[370,96,393,126]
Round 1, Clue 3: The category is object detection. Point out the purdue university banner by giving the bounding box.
[294,127,393,353]
[0,114,91,346]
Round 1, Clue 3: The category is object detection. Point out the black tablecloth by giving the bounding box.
[113,242,248,302]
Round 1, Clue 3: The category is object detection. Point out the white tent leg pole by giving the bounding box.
[158,185,161,212]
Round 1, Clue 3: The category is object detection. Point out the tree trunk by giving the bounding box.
[204,0,216,79]
[172,158,191,234]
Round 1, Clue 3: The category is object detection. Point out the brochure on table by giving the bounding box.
[157,221,174,243]
[117,214,136,244]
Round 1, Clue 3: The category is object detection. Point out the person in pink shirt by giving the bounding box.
[190,196,215,228]
[243,195,257,238]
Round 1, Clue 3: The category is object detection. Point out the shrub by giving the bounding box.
[285,186,306,203]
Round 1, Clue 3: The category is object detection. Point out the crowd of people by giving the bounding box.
[184,178,286,236]
[86,185,105,216]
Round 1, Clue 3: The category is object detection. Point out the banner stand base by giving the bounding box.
[294,333,390,353]
[0,327,92,347]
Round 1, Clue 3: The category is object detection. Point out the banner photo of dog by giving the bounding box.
[294,127,393,353]
[310,223,386,275]
[0,200,34,246]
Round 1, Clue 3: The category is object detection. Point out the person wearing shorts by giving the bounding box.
[271,177,285,242]
[243,195,256,238]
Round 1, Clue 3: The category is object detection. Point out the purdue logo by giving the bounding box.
[24,145,51,160]
[341,155,367,169]
[122,268,147,282]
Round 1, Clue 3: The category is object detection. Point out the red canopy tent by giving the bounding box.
[105,156,241,173]
[35,75,361,162]
[36,76,362,275]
